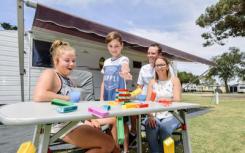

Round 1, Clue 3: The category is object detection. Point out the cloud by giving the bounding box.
[127,26,210,74]
[127,26,210,58]
[127,22,245,59]
[127,21,245,75]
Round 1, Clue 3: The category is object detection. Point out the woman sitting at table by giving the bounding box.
[144,56,181,153]
[33,40,119,153]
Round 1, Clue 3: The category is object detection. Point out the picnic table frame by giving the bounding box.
[0,101,199,153]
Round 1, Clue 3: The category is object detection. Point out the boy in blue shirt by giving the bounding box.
[100,31,132,153]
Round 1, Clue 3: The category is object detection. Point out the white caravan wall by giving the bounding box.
[0,30,30,104]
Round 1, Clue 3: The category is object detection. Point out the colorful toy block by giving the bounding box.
[108,101,119,106]
[88,106,109,118]
[116,89,129,92]
[122,103,149,109]
[163,137,175,153]
[57,105,78,113]
[123,103,138,109]
[101,105,111,111]
[130,87,142,97]
[138,103,149,108]
[158,99,172,106]
[117,116,125,144]
[51,99,73,106]
[17,141,36,153]
[115,88,131,103]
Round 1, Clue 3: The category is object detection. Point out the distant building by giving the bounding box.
[230,81,245,93]
[196,84,225,93]
[182,83,197,92]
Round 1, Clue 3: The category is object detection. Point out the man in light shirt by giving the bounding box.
[137,43,162,100]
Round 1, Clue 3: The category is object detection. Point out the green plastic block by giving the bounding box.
[51,99,73,106]
[57,105,78,113]
[117,116,125,144]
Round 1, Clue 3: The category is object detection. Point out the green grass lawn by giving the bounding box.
[182,93,245,153]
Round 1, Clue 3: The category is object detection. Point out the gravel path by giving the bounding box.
[0,125,34,153]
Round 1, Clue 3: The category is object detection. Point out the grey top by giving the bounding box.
[0,101,199,125]
[56,72,74,96]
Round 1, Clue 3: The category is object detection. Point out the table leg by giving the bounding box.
[33,124,42,148]
[137,114,142,153]
[38,124,51,153]
[180,110,192,153]
[50,121,79,144]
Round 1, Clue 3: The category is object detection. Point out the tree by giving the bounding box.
[177,71,200,85]
[196,0,245,46]
[207,47,245,92]
[238,61,245,80]
[0,22,17,30]
[201,75,216,85]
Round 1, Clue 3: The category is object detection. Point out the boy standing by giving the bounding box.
[100,31,132,153]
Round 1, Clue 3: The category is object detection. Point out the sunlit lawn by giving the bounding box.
[182,93,245,153]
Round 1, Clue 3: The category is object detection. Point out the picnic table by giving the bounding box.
[0,101,199,153]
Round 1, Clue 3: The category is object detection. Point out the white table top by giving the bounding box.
[0,101,199,125]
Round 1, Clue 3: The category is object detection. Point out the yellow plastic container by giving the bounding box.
[17,141,36,153]
[163,137,175,153]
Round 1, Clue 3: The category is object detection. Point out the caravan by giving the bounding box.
[0,4,214,104]
[237,84,245,93]
[237,83,245,93]
[0,30,147,104]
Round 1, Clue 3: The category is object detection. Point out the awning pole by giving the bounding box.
[17,0,25,101]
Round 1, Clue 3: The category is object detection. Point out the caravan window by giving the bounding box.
[32,39,52,67]
[133,61,142,69]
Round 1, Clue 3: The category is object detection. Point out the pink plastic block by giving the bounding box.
[88,106,109,118]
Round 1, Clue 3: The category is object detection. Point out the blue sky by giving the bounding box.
[1,0,244,76]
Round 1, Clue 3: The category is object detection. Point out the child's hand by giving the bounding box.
[119,71,132,80]
[90,119,101,129]
[147,116,157,128]
[69,91,80,103]
[120,63,132,80]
